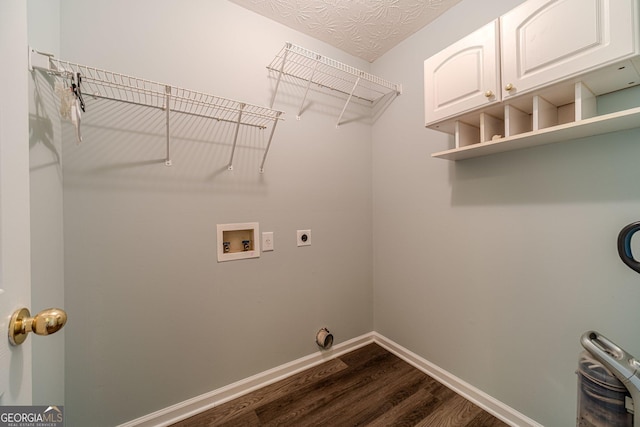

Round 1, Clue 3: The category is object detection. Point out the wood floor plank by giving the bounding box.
[414,393,483,427]
[285,360,430,426]
[339,368,434,425]
[215,410,261,427]
[365,387,438,427]
[170,343,512,427]
[371,382,462,427]
[466,409,511,427]
[171,357,347,426]
[256,350,410,425]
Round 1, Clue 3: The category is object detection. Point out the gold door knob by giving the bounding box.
[8,307,67,346]
[484,90,494,98]
[505,83,514,91]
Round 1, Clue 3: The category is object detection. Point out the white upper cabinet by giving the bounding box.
[425,0,640,161]
[424,21,500,125]
[500,0,638,99]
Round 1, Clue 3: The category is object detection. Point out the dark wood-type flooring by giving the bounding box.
[171,343,510,427]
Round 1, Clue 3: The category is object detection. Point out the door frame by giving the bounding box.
[0,1,34,405]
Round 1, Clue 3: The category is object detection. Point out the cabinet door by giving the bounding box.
[424,21,500,125]
[500,0,638,99]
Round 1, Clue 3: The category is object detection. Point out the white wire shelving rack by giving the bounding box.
[29,47,284,172]
[267,42,402,126]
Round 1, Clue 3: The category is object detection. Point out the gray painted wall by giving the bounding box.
[26,0,640,425]
[371,1,640,426]
[54,1,373,426]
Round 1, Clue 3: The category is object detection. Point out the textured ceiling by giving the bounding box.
[229,0,463,62]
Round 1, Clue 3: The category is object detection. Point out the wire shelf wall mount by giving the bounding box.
[29,47,284,173]
[267,42,402,127]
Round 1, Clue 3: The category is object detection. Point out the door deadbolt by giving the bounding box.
[8,307,67,346]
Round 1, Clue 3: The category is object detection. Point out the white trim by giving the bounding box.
[118,332,542,427]
[371,333,543,427]
[117,333,375,427]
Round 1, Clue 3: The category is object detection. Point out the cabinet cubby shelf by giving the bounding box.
[431,106,640,161]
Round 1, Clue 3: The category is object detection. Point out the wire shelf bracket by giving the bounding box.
[29,47,284,173]
[267,42,402,127]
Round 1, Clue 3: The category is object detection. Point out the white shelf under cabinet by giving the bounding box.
[432,106,640,161]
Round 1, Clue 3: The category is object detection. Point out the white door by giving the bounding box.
[424,20,501,125]
[0,1,34,404]
[500,0,638,99]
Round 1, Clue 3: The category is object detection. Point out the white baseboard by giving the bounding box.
[118,332,542,427]
[117,333,375,427]
[371,333,543,427]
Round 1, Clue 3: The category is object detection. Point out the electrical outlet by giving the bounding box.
[262,232,274,252]
[297,229,311,247]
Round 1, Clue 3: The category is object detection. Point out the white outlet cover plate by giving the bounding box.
[262,232,274,252]
[297,229,311,246]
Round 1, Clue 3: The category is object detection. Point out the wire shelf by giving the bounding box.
[48,58,282,129]
[267,42,402,125]
[30,48,283,172]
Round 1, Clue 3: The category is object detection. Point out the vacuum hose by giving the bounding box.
[618,222,640,274]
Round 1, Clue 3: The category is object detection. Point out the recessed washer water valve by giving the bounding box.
[216,222,260,262]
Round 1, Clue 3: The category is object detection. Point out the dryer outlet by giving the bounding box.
[297,229,311,247]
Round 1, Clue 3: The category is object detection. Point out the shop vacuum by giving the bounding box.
[578,332,639,426]
[576,224,640,426]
